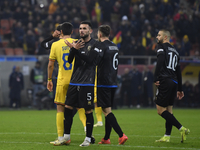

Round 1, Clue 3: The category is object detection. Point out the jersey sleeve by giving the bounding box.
[154,53,165,82]
[41,35,54,49]
[68,48,76,64]
[156,43,165,56]
[73,41,101,64]
[75,48,99,64]
[49,43,56,61]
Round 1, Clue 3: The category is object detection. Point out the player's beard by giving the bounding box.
[157,38,163,44]
[80,33,89,39]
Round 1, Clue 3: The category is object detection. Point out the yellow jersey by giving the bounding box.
[49,38,76,85]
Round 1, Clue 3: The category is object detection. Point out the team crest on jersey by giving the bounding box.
[87,45,91,51]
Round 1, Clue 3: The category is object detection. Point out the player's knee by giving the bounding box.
[57,104,65,112]
[102,107,111,116]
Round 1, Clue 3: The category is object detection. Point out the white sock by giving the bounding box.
[85,137,91,142]
[164,134,170,137]
[58,136,64,140]
[64,134,70,140]
[98,121,103,124]
[179,126,183,131]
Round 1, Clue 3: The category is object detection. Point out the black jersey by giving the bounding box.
[97,40,119,87]
[41,35,59,78]
[68,38,102,86]
[154,42,181,82]
[41,35,60,50]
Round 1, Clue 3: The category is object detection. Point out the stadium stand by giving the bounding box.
[0,0,199,57]
[5,48,14,55]
[14,48,24,55]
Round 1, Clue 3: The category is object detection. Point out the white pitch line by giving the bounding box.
[0,141,200,150]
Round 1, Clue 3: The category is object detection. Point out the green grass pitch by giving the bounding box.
[0,108,200,150]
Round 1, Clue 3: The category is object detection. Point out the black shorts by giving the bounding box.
[97,87,116,108]
[65,85,94,109]
[155,78,177,107]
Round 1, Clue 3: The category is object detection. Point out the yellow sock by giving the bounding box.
[78,108,86,127]
[95,107,102,122]
[56,112,64,137]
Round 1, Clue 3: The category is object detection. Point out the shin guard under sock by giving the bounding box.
[86,112,94,138]
[64,107,73,134]
[106,113,123,137]
[161,111,182,130]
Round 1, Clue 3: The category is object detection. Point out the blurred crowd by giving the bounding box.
[0,0,200,57]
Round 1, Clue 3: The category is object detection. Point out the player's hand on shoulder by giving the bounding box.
[52,30,60,38]
[65,40,73,48]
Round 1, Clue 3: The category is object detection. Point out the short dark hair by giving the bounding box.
[98,25,110,37]
[80,21,92,28]
[61,22,73,35]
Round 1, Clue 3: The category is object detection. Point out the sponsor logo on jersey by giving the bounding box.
[109,46,118,50]
[88,45,91,51]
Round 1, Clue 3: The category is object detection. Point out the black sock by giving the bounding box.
[165,120,172,135]
[161,111,182,130]
[86,112,94,138]
[104,116,112,140]
[106,113,123,138]
[64,107,73,134]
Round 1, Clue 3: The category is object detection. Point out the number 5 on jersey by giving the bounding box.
[62,53,72,70]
